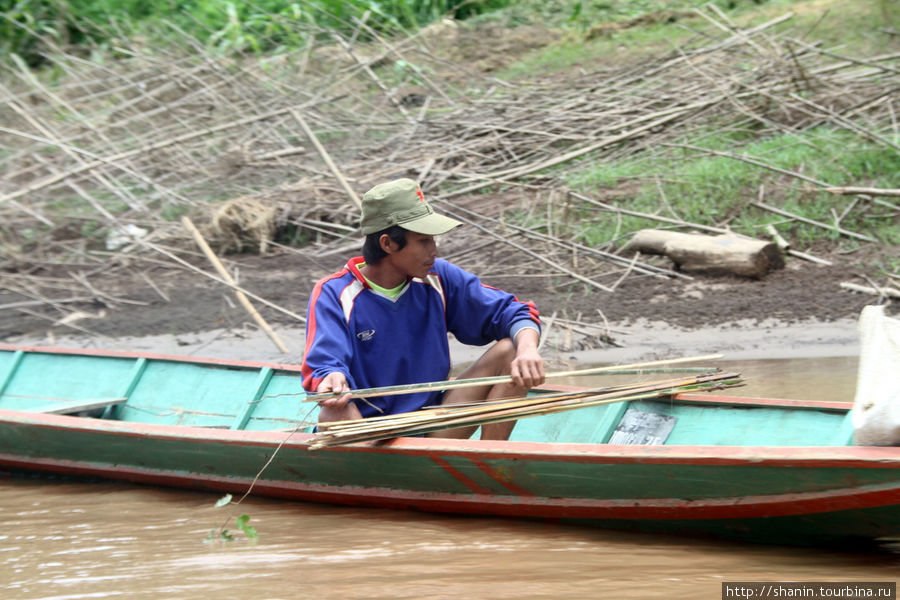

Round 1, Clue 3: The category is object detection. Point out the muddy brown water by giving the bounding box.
[3,357,898,600]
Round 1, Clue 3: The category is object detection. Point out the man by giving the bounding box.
[301,178,544,440]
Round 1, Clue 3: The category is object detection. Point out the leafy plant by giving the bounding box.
[206,493,260,542]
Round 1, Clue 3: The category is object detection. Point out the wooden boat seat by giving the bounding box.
[36,397,127,416]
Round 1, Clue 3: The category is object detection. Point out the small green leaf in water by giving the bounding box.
[236,513,258,539]
[214,493,233,508]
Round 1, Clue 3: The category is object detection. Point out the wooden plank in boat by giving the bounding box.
[36,397,127,415]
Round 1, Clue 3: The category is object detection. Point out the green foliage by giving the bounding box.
[1,0,514,65]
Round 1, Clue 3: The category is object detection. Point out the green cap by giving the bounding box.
[360,178,462,235]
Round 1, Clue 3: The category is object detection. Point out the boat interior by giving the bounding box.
[0,347,856,447]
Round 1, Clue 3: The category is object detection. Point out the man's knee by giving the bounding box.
[488,338,516,374]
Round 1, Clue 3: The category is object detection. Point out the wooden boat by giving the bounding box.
[1,343,898,547]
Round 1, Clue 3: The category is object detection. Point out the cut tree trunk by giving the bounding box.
[625,230,784,279]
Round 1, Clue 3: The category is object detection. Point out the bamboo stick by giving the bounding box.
[304,354,724,402]
[289,108,362,210]
[181,216,290,353]
[752,201,878,243]
[840,282,900,299]
[825,186,900,198]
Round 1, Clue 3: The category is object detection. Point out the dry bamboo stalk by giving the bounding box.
[436,99,727,199]
[692,5,768,57]
[664,142,831,189]
[0,125,188,205]
[138,271,170,302]
[765,224,790,250]
[569,191,730,237]
[839,282,900,299]
[331,34,412,121]
[752,201,878,243]
[351,17,456,107]
[304,354,723,402]
[784,250,832,266]
[507,220,690,280]
[289,108,362,210]
[181,216,289,354]
[788,93,900,153]
[318,370,722,431]
[825,186,900,198]
[5,95,142,211]
[0,104,309,206]
[9,53,114,146]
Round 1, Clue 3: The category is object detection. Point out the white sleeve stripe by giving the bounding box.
[339,279,365,322]
[422,274,446,310]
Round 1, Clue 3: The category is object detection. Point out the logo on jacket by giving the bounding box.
[356,329,376,342]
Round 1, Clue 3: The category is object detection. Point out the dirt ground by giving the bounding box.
[1,241,894,364]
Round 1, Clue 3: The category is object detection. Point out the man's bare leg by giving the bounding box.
[316,398,363,429]
[428,338,523,440]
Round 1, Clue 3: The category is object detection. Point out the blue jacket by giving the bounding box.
[301,256,540,417]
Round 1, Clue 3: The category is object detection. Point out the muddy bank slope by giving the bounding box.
[1,248,889,365]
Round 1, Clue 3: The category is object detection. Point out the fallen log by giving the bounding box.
[625,230,784,278]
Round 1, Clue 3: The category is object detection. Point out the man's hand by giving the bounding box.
[510,328,545,389]
[316,372,352,409]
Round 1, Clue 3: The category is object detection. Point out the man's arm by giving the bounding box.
[301,277,355,393]
[510,326,545,389]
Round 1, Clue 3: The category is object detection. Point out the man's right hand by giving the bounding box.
[316,372,352,409]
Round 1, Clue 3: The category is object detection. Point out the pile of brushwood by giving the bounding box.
[1,5,898,342]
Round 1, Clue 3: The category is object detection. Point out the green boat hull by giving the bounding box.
[1,344,898,547]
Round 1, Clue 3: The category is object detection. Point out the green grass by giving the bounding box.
[495,0,898,80]
[559,128,900,248]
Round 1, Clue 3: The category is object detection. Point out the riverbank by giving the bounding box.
[8,313,860,369]
[0,245,879,367]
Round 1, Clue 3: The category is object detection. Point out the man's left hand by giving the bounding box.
[510,328,545,389]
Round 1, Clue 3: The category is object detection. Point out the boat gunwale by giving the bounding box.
[0,343,306,373]
[0,344,853,412]
[0,407,897,468]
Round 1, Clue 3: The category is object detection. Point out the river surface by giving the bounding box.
[3,357,898,600]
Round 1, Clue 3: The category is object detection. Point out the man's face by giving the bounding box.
[387,231,438,279]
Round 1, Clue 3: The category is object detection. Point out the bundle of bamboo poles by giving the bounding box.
[307,361,742,450]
